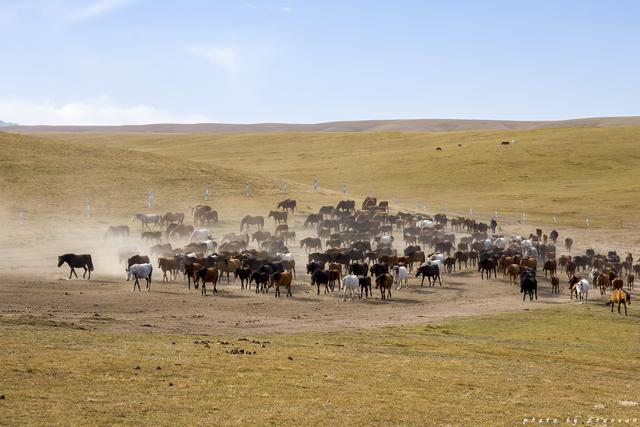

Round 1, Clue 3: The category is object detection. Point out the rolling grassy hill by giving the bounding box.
[35,126,640,227]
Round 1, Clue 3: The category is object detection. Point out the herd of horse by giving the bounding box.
[58,197,633,313]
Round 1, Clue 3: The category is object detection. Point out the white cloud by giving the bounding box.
[187,46,239,73]
[0,96,209,126]
[68,0,130,21]
[280,6,292,12]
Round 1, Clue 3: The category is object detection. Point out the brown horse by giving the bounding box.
[375,273,393,300]
[609,289,631,316]
[268,210,288,224]
[240,215,264,231]
[277,199,297,213]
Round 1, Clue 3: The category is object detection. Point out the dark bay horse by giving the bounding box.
[58,254,94,279]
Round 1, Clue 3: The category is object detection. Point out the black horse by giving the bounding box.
[520,268,538,302]
[58,254,94,279]
[415,264,442,287]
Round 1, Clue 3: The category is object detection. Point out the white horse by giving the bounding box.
[576,278,590,303]
[132,213,162,229]
[277,252,294,262]
[483,238,493,250]
[429,253,445,264]
[189,228,210,243]
[341,274,360,301]
[394,265,409,289]
[417,219,434,229]
[200,239,217,254]
[378,235,393,246]
[495,237,508,249]
[127,263,153,291]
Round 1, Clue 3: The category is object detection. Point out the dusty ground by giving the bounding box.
[0,214,618,337]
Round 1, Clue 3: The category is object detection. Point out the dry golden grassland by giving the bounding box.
[39,126,640,227]
[1,306,639,426]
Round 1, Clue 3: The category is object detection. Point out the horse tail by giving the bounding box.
[86,255,94,272]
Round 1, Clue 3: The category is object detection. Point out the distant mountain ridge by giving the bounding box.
[3,116,640,134]
[0,120,17,127]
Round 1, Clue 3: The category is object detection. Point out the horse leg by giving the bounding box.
[287,285,292,298]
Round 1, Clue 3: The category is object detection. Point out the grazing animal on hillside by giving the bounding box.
[196,267,219,296]
[127,263,153,291]
[277,199,297,213]
[609,289,631,316]
[132,213,162,229]
[304,214,323,228]
[271,271,293,298]
[268,210,288,224]
[58,254,94,279]
[240,215,264,231]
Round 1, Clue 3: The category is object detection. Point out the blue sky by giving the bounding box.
[1,0,639,125]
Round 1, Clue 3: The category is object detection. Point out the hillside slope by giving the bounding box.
[38,126,640,227]
[5,116,640,134]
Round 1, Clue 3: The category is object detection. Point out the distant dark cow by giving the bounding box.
[127,254,150,268]
[501,141,510,145]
